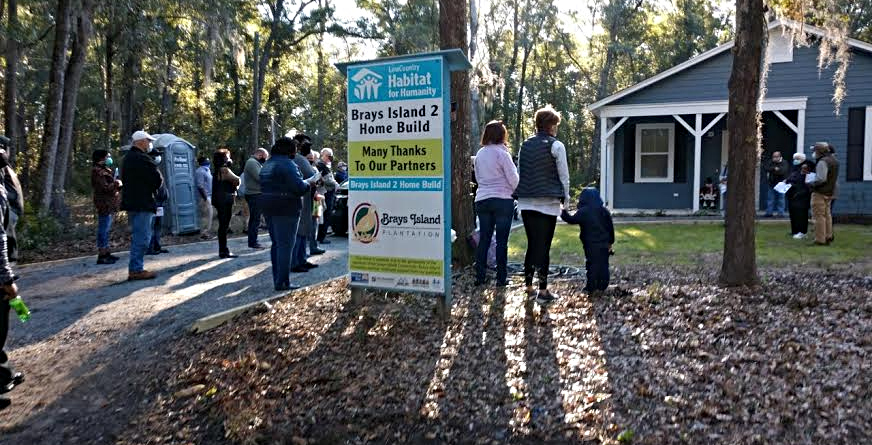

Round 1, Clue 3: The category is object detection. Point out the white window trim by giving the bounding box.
[864,106,872,181]
[635,123,675,183]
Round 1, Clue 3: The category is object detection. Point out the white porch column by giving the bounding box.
[600,116,608,204]
[692,114,702,213]
[796,108,806,155]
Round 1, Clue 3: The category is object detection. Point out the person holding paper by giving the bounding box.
[785,156,813,239]
[808,142,839,245]
[764,151,788,217]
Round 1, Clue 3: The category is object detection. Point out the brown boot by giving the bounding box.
[97,249,117,265]
[128,270,157,281]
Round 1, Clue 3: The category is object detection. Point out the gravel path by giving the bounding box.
[0,233,348,444]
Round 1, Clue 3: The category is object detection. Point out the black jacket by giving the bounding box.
[561,188,615,248]
[766,158,788,187]
[785,162,813,208]
[121,149,162,212]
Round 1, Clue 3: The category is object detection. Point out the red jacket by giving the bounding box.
[91,164,121,215]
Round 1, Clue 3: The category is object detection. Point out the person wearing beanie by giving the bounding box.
[91,150,122,264]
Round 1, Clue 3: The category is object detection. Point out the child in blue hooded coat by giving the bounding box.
[560,188,615,292]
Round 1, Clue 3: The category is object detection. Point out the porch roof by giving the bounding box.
[597,97,807,118]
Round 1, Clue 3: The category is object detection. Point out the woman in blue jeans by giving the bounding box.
[473,121,520,286]
[260,137,319,291]
[90,150,122,264]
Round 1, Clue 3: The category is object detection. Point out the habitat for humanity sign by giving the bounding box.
[346,57,448,294]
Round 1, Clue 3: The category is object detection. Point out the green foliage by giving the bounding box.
[17,203,63,252]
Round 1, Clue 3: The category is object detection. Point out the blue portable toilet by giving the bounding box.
[152,134,200,235]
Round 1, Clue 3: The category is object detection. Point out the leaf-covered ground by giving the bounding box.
[118,266,872,445]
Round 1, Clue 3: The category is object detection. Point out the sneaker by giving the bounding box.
[0,372,24,395]
[303,262,319,269]
[309,248,326,255]
[219,253,239,259]
[291,266,308,273]
[792,233,806,239]
[536,290,558,305]
[128,270,157,280]
[250,244,266,250]
[108,254,120,261]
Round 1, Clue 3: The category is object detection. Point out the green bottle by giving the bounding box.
[9,297,30,322]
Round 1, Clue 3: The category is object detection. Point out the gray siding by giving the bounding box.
[610,43,872,215]
[613,117,694,210]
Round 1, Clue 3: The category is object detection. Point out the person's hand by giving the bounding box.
[115,179,123,188]
[306,170,322,185]
[2,282,18,301]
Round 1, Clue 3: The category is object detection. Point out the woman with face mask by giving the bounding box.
[785,153,813,238]
[91,150,122,264]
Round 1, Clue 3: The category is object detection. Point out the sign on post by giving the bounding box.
[337,50,471,305]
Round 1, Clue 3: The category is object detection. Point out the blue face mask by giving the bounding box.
[105,157,114,167]
[793,160,801,165]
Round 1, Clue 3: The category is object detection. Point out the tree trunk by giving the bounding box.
[590,4,626,183]
[103,30,115,148]
[4,0,19,164]
[468,0,481,148]
[230,53,242,145]
[439,0,474,266]
[52,0,95,220]
[719,0,765,287]
[251,32,261,152]
[16,102,28,188]
[314,0,327,149]
[500,0,520,136]
[514,40,536,148]
[119,19,143,145]
[37,0,73,214]
[158,51,175,132]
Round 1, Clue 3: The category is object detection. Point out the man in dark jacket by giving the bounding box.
[121,130,162,280]
[0,137,23,410]
[260,137,319,290]
[560,188,615,293]
[291,134,321,272]
[764,151,788,217]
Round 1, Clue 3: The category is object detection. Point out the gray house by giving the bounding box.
[588,20,872,215]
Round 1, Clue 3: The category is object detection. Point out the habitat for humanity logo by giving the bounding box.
[352,202,379,244]
[351,68,383,100]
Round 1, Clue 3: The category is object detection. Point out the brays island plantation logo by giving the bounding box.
[351,68,383,100]
[352,203,379,244]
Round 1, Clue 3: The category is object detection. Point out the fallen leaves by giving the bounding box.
[116,266,872,445]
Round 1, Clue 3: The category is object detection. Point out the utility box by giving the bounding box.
[152,134,200,235]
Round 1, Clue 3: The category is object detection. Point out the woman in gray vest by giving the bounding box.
[515,106,571,304]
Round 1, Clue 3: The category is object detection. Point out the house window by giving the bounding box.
[846,106,872,181]
[635,123,675,182]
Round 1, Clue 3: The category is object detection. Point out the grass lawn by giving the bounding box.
[508,222,872,270]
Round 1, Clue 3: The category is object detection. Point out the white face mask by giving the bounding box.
[154,156,162,165]
[148,142,154,152]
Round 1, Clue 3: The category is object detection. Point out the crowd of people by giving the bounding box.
[471,107,843,302]
[0,115,845,411]
[86,131,343,287]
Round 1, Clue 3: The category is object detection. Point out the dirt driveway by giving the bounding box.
[0,233,348,444]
